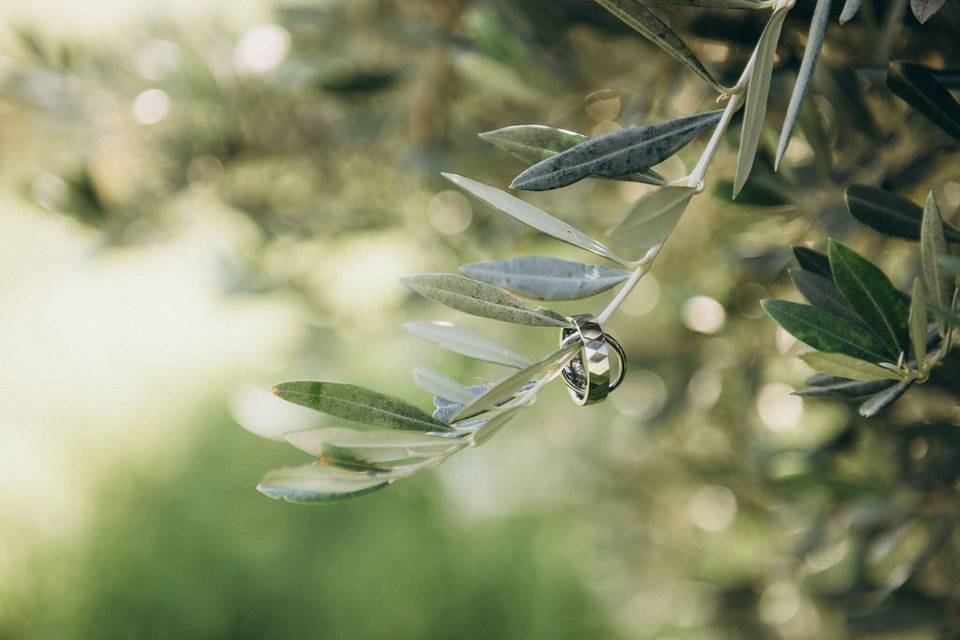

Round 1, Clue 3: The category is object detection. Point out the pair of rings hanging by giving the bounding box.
[558,314,627,406]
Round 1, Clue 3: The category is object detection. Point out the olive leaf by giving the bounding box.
[799,352,902,382]
[451,340,580,422]
[796,379,896,397]
[909,279,928,365]
[284,427,460,460]
[774,0,831,171]
[404,321,531,369]
[460,256,631,301]
[645,0,766,7]
[734,8,788,198]
[442,173,630,265]
[888,61,960,140]
[761,300,891,362]
[478,125,664,185]
[839,0,864,23]
[412,368,477,405]
[845,185,960,242]
[473,408,523,445]
[257,464,391,503]
[859,381,914,417]
[910,0,948,23]
[794,246,832,278]
[593,0,725,91]
[789,269,864,327]
[509,111,723,192]
[920,193,954,320]
[607,186,696,255]
[401,273,572,328]
[828,240,909,359]
[273,381,454,433]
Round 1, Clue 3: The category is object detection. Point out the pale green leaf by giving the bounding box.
[404,321,530,369]
[911,0,948,23]
[412,368,476,405]
[909,279,928,365]
[921,192,954,320]
[799,352,902,382]
[839,0,864,23]
[257,464,391,503]
[460,256,631,301]
[607,186,695,254]
[442,173,630,265]
[284,427,461,461]
[734,8,787,198]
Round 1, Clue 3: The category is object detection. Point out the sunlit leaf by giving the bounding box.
[401,273,572,328]
[412,368,476,405]
[859,381,914,417]
[460,256,631,301]
[443,173,630,265]
[761,300,891,362]
[734,8,788,197]
[284,427,461,460]
[607,186,696,255]
[775,0,830,170]
[920,192,954,322]
[839,0,864,23]
[273,381,453,433]
[794,246,832,278]
[257,463,391,503]
[790,269,865,326]
[796,379,896,397]
[478,125,664,185]
[888,61,960,140]
[509,111,722,192]
[909,279,928,365]
[451,341,580,421]
[799,352,902,381]
[593,0,725,91]
[910,0,948,23]
[829,239,908,358]
[404,321,531,369]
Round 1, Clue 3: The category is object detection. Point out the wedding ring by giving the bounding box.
[559,314,627,405]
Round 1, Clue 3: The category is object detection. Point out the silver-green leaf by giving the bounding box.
[839,0,863,23]
[401,273,572,328]
[859,381,913,417]
[921,192,954,325]
[404,321,531,369]
[284,427,461,460]
[460,256,631,301]
[909,279,928,366]
[257,464,391,503]
[734,8,788,198]
[412,368,477,405]
[442,173,630,265]
[607,186,696,255]
[911,0,948,23]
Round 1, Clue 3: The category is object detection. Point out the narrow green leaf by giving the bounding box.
[799,352,902,381]
[845,185,958,241]
[593,0,725,91]
[273,381,453,433]
[284,427,460,460]
[828,240,909,358]
[646,0,766,7]
[790,269,865,326]
[909,279,928,365]
[888,61,960,140]
[404,321,530,369]
[607,186,696,254]
[452,341,580,422]
[734,8,788,197]
[442,173,629,265]
[257,464,390,503]
[859,381,913,417]
[839,0,864,23]
[401,273,572,328]
[509,111,722,192]
[910,0,948,23]
[460,256,631,301]
[478,125,664,185]
[794,246,832,277]
[761,300,891,362]
[412,368,476,405]
[317,443,396,473]
[921,192,954,318]
[796,379,896,397]
[774,0,831,170]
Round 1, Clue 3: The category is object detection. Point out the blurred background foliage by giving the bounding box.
[1,0,960,638]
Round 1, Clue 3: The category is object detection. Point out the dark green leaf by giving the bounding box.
[510,111,723,192]
[478,125,664,185]
[829,240,909,358]
[593,0,724,91]
[794,246,832,277]
[607,186,696,255]
[257,464,390,503]
[404,321,531,368]
[460,256,630,301]
[887,61,960,140]
[796,379,896,397]
[273,381,453,433]
[789,269,864,326]
[839,0,864,23]
[774,0,831,170]
[762,300,891,362]
[859,381,914,417]
[401,273,572,327]
[443,173,630,264]
[910,0,948,23]
[734,8,788,197]
[920,192,954,318]
[845,185,960,242]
